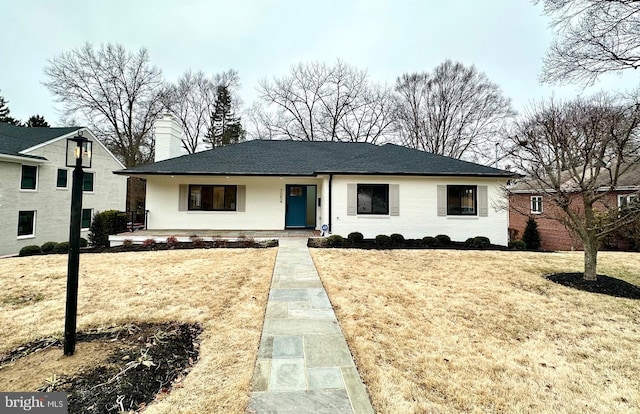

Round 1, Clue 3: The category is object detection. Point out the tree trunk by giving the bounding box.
[583,236,598,281]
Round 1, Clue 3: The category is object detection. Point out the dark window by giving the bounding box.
[357,184,389,215]
[17,211,36,237]
[21,165,37,190]
[531,196,543,214]
[81,209,92,229]
[189,185,237,211]
[447,185,477,215]
[83,172,94,192]
[57,169,68,188]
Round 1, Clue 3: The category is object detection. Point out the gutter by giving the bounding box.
[328,174,333,234]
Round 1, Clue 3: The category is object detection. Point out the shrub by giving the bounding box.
[509,240,527,250]
[19,245,41,256]
[326,234,346,247]
[422,236,438,247]
[41,242,58,254]
[375,234,392,248]
[347,232,364,244]
[464,236,491,249]
[54,242,70,254]
[142,238,156,248]
[122,239,134,249]
[190,235,204,247]
[79,237,88,248]
[166,236,179,248]
[435,234,451,246]
[523,217,541,250]
[390,233,405,245]
[88,210,127,247]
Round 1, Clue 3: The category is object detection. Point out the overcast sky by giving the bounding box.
[1,0,637,125]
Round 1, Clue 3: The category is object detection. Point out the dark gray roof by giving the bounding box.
[0,123,81,159]
[117,140,515,177]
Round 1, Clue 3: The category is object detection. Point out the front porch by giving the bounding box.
[108,229,321,247]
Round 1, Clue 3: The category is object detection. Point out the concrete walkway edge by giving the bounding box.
[247,238,375,414]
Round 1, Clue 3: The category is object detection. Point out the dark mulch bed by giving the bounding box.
[544,273,640,299]
[308,238,516,251]
[0,322,202,414]
[89,239,278,254]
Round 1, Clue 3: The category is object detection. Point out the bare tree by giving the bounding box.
[254,60,395,143]
[43,43,168,167]
[395,60,514,164]
[508,93,640,281]
[164,69,239,153]
[537,0,640,84]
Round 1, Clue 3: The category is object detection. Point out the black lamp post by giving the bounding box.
[64,134,92,356]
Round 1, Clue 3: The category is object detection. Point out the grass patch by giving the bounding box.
[0,249,276,413]
[311,250,640,413]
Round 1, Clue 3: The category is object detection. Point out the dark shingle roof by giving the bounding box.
[117,140,515,177]
[0,123,81,159]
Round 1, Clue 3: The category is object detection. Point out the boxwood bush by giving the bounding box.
[435,234,451,246]
[508,240,527,250]
[347,232,364,244]
[465,236,491,248]
[375,234,392,248]
[88,210,127,247]
[53,242,70,254]
[40,241,58,253]
[390,233,405,245]
[19,245,42,256]
[326,234,346,247]
[422,236,438,247]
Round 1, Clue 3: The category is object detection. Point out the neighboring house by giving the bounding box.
[0,123,127,256]
[509,165,640,250]
[114,116,515,244]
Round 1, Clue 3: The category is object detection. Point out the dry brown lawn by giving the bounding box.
[311,249,640,414]
[0,249,276,413]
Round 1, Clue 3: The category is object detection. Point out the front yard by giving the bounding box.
[311,249,640,414]
[0,249,276,413]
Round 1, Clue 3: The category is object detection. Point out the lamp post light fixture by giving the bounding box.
[64,134,92,356]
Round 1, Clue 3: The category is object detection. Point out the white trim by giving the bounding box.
[0,154,49,164]
[56,168,69,190]
[530,195,543,214]
[20,164,39,191]
[17,210,36,238]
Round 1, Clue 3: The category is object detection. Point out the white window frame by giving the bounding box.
[531,196,543,214]
[83,171,95,193]
[17,210,36,239]
[20,165,38,191]
[81,208,93,231]
[618,194,638,208]
[56,168,69,189]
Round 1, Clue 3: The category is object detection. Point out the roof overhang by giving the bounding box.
[0,153,49,164]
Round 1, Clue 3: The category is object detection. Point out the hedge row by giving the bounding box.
[19,239,88,257]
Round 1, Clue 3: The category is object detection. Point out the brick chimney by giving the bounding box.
[154,114,183,162]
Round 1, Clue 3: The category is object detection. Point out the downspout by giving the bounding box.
[328,174,333,234]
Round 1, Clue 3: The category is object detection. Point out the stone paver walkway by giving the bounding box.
[247,238,374,414]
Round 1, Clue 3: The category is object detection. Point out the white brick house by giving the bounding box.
[0,123,127,256]
[115,116,515,245]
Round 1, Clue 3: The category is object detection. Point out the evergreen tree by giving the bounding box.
[0,92,21,125]
[26,114,50,127]
[522,217,542,250]
[204,85,244,148]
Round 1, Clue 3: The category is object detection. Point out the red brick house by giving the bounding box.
[509,165,640,251]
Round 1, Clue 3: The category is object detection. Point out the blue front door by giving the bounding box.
[286,185,307,228]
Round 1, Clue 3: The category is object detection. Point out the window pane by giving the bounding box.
[372,186,389,214]
[18,211,35,236]
[357,184,388,215]
[57,169,68,188]
[357,186,372,213]
[201,186,215,210]
[213,186,225,209]
[83,172,94,191]
[81,209,92,229]
[447,185,477,215]
[190,186,202,209]
[21,165,37,190]
[225,186,237,210]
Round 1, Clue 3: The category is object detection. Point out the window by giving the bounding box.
[81,209,92,230]
[83,172,94,192]
[20,165,37,190]
[531,196,543,214]
[188,185,237,211]
[357,184,389,215]
[17,211,36,237]
[57,169,68,188]
[619,194,638,208]
[447,185,477,215]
